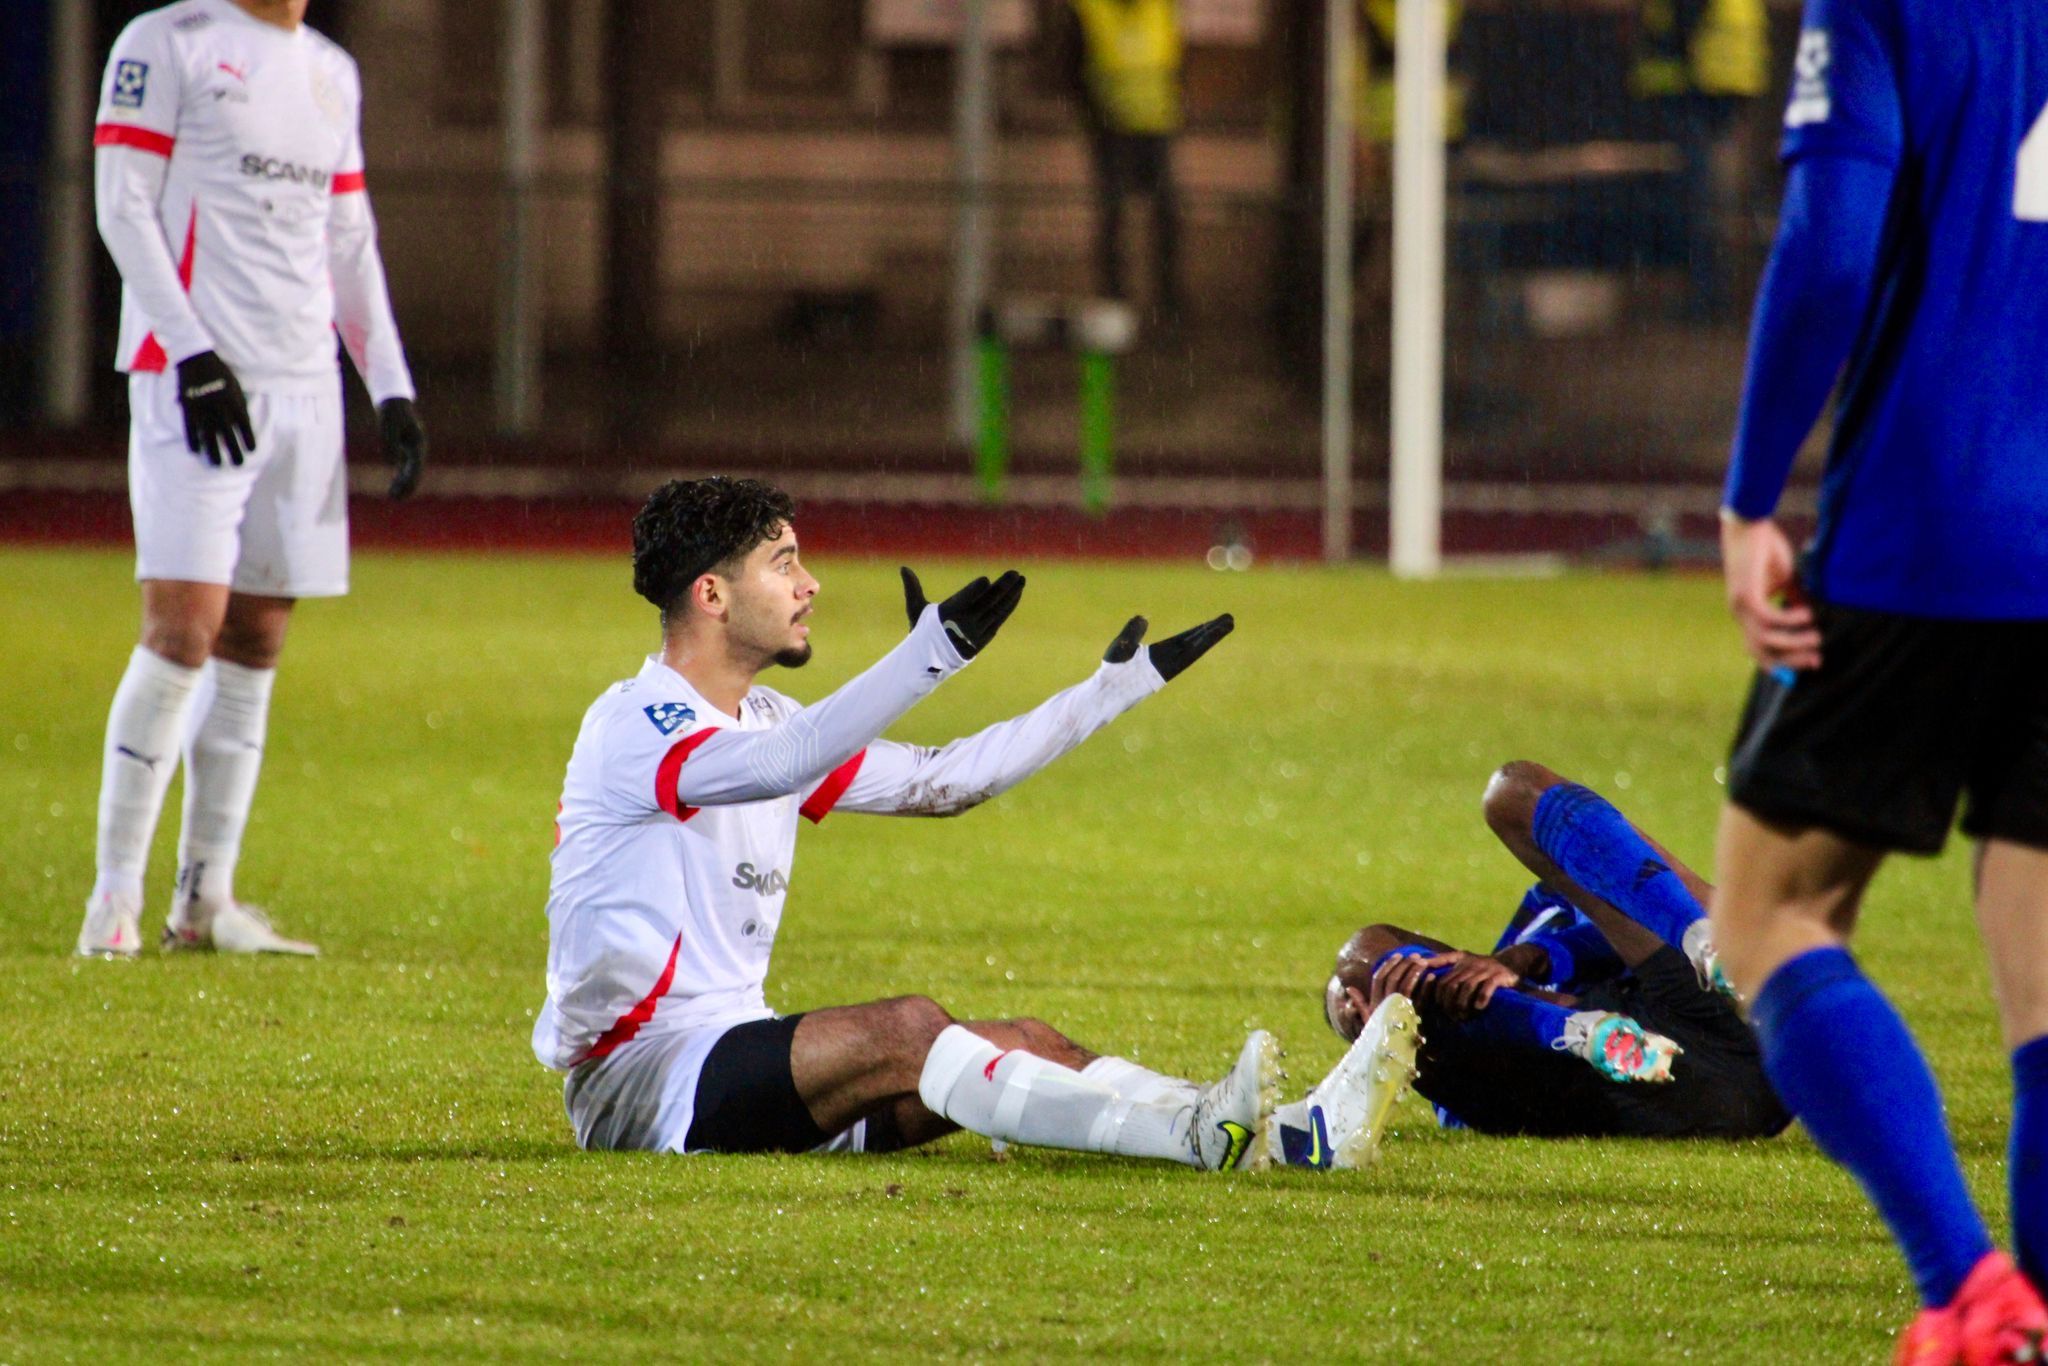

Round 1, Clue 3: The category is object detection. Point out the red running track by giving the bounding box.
[0,488,1751,564]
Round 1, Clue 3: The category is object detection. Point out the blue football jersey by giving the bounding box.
[1786,0,2048,618]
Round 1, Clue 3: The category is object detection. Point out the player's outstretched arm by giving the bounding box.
[809,610,1233,820]
[662,573,1016,811]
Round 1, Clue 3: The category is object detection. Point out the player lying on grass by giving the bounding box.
[533,476,1322,1170]
[1277,760,1789,1163]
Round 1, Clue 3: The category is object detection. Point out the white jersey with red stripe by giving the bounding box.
[93,0,412,400]
[533,659,833,1071]
[531,611,1171,1075]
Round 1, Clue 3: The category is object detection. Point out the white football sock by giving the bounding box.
[917,1025,1196,1166]
[93,646,202,899]
[176,659,275,907]
[1081,1055,1200,1106]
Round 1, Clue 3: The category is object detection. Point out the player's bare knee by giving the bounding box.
[1011,1017,1088,1064]
[888,994,957,1054]
[140,620,217,670]
[213,621,284,670]
[1483,760,1558,840]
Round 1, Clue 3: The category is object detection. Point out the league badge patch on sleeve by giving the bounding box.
[112,59,150,109]
[1785,30,1832,129]
[644,702,695,735]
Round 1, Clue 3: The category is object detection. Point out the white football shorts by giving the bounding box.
[127,370,350,598]
[560,1010,868,1156]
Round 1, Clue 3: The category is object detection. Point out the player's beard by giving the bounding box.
[772,643,812,669]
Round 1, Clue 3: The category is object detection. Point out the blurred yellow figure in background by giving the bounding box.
[1357,0,1468,149]
[1070,0,1185,315]
[1631,0,1770,317]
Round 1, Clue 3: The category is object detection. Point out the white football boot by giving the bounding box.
[163,897,319,957]
[1188,1029,1282,1171]
[1680,919,1737,998]
[76,888,144,958]
[1316,992,1424,1169]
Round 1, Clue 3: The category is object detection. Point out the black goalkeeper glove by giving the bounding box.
[378,397,427,501]
[175,350,254,468]
[900,566,1026,659]
[1103,613,1235,681]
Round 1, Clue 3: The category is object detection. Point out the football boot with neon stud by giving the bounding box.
[163,899,319,957]
[1556,1010,1680,1083]
[76,888,144,958]
[1189,1029,1281,1171]
[1268,992,1423,1170]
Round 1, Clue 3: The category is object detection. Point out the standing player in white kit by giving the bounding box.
[535,477,1306,1169]
[79,0,424,958]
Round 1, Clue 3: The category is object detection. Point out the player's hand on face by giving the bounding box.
[1102,613,1235,681]
[378,397,427,501]
[174,350,255,468]
[899,566,1025,659]
[1720,512,1821,671]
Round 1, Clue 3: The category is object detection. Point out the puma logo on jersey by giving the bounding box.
[732,862,789,896]
[217,62,248,82]
[238,154,331,189]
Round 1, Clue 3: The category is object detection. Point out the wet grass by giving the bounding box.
[0,549,2002,1361]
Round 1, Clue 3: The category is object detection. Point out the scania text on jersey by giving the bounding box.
[239,153,330,189]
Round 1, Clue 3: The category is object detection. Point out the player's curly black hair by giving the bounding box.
[632,477,796,620]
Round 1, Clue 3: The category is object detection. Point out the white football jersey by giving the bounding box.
[532,609,1173,1075]
[93,0,412,399]
[531,657,858,1071]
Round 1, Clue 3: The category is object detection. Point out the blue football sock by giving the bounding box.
[1752,947,1992,1306]
[1521,919,1626,991]
[2009,1035,2048,1287]
[1532,782,1706,950]
[1373,945,1572,1053]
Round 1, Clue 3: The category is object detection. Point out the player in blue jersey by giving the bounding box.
[1288,762,1785,1162]
[1710,0,2048,1359]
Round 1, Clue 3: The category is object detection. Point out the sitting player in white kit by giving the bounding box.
[533,477,1389,1169]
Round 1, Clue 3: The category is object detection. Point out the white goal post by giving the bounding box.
[1324,0,1446,573]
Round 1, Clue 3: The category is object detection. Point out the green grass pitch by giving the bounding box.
[0,547,2011,1360]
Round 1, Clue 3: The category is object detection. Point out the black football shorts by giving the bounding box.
[1726,601,2048,855]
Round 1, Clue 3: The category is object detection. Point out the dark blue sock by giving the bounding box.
[1373,946,1571,1053]
[1532,782,1706,950]
[1752,947,1992,1306]
[2010,1036,2048,1287]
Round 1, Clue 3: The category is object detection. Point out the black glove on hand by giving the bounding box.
[378,397,427,501]
[175,350,254,468]
[1104,613,1235,681]
[900,566,1026,659]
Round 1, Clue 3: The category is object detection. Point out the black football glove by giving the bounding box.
[175,350,254,468]
[900,566,1026,659]
[1103,613,1234,681]
[378,397,427,501]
